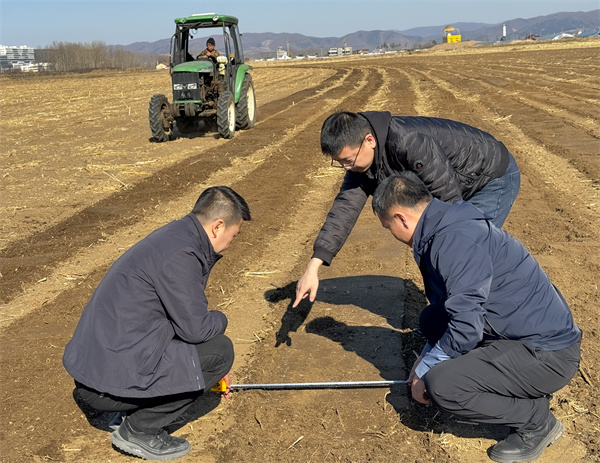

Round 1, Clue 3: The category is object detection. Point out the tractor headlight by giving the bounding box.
[187,83,197,89]
[173,83,184,90]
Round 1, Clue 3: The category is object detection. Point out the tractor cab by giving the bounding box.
[148,13,256,141]
[170,13,246,94]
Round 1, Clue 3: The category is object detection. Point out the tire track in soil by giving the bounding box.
[467,69,600,111]
[479,63,600,93]
[426,65,600,180]
[406,67,600,232]
[478,45,600,78]
[444,60,600,115]
[0,67,352,305]
[431,66,600,139]
[0,66,382,463]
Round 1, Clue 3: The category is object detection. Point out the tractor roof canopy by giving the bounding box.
[174,13,239,28]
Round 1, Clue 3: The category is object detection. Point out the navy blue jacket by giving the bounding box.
[63,213,228,398]
[313,111,510,265]
[414,199,580,371]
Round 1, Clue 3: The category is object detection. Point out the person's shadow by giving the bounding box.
[266,275,424,347]
[265,275,506,442]
[266,275,425,410]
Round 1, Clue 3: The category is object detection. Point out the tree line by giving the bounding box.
[40,41,165,72]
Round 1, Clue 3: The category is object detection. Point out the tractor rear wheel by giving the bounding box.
[236,74,256,130]
[149,94,173,142]
[217,91,236,139]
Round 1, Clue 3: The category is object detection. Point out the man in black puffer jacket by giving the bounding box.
[294,110,520,308]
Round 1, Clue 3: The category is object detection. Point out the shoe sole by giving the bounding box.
[110,430,191,461]
[488,419,564,463]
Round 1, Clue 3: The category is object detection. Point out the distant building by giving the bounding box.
[276,47,289,60]
[0,45,35,71]
[328,47,352,57]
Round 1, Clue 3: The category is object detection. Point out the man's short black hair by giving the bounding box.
[320,111,372,157]
[372,172,432,217]
[192,186,251,226]
[207,37,215,46]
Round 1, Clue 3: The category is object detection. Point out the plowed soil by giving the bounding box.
[1,38,599,463]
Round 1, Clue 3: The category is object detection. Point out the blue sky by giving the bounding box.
[1,0,598,47]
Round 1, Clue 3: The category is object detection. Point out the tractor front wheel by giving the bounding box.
[236,74,256,130]
[149,94,173,142]
[217,91,236,139]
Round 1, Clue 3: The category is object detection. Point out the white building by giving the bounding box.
[276,47,290,60]
[0,45,35,70]
[328,46,352,57]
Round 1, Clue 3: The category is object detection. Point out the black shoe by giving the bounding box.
[488,413,564,463]
[110,417,191,460]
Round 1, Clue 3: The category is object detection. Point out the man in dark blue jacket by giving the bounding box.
[294,110,520,308]
[63,186,251,461]
[371,172,581,463]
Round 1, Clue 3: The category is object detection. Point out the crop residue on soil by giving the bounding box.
[1,38,599,463]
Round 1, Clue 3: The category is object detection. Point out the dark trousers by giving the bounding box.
[75,334,234,434]
[419,303,581,432]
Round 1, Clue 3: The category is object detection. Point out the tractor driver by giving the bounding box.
[197,37,220,60]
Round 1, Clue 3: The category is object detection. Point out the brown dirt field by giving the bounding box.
[1,38,599,463]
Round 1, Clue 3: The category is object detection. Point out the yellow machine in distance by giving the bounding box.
[443,25,462,43]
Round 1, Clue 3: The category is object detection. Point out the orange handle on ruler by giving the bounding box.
[210,379,227,392]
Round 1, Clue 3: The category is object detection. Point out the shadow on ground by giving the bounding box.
[265,275,506,442]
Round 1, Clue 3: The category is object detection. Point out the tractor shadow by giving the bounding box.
[172,119,220,140]
[148,120,220,143]
[265,275,506,442]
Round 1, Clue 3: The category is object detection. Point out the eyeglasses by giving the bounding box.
[330,136,366,169]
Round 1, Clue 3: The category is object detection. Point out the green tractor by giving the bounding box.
[149,13,256,141]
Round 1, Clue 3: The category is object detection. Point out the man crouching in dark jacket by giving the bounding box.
[63,186,251,461]
[372,172,581,463]
[294,110,520,308]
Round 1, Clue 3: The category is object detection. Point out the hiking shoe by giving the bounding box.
[488,413,564,463]
[110,417,191,460]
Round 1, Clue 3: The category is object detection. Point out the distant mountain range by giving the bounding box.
[122,10,599,57]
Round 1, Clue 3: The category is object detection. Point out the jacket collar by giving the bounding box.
[184,212,223,266]
[359,111,392,181]
[412,199,487,263]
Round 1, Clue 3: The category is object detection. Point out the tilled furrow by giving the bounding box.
[429,65,600,139]
[425,66,600,181]
[398,66,599,239]
[0,67,354,304]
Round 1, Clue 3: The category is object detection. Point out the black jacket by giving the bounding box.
[414,198,580,357]
[63,213,228,398]
[313,111,510,265]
